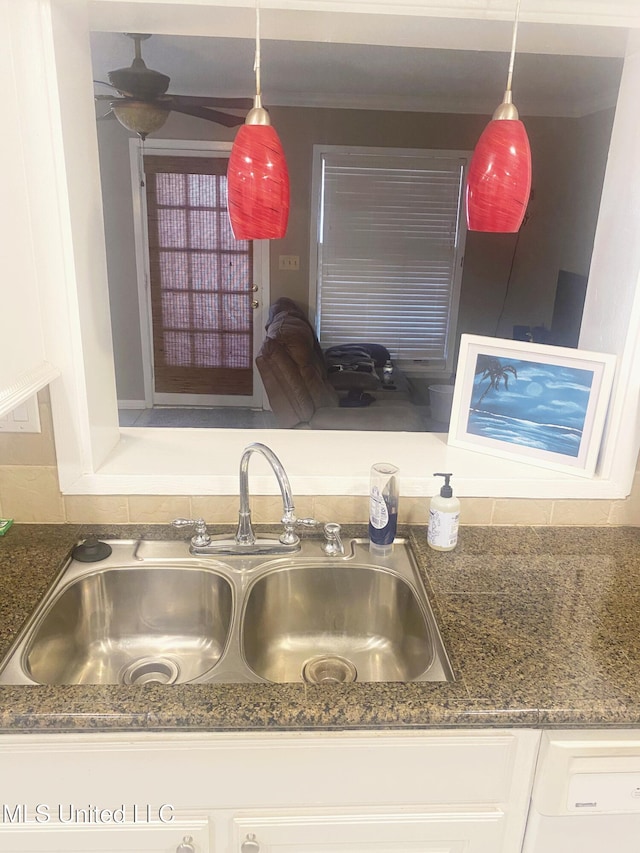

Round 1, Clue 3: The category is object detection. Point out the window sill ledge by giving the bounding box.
[58,427,629,500]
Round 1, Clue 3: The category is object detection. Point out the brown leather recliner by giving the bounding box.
[256,298,424,430]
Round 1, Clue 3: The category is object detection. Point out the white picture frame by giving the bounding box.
[448,335,616,477]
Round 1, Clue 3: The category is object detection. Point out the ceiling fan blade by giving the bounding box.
[168,103,246,128]
[94,80,118,90]
[165,94,253,110]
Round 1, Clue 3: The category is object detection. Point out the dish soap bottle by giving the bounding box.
[369,462,399,556]
[428,473,459,551]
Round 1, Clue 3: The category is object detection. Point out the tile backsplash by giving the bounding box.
[1,392,638,525]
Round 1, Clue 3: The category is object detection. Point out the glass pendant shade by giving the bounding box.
[111,100,169,140]
[227,123,290,240]
[227,1,290,240]
[466,118,532,232]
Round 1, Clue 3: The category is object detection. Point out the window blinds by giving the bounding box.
[316,151,467,364]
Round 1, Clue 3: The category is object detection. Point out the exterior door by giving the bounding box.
[143,153,263,407]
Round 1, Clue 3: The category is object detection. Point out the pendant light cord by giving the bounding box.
[254,0,262,102]
[493,230,522,336]
[505,0,522,94]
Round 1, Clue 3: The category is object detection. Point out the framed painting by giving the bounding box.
[448,335,616,477]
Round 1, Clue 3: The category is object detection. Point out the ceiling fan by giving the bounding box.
[95,33,253,139]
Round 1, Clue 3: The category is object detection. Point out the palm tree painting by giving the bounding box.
[467,353,595,457]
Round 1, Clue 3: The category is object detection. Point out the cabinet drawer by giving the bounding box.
[0,818,210,852]
[232,807,505,853]
[0,731,539,810]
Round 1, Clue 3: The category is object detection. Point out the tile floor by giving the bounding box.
[118,407,278,429]
[118,380,449,431]
[118,404,444,431]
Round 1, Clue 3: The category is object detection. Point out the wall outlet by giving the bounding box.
[279,254,300,271]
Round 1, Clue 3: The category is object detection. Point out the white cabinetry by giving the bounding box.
[0,730,540,853]
[0,0,60,416]
[231,808,504,853]
[0,822,209,853]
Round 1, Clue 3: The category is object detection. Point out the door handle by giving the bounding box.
[251,300,259,309]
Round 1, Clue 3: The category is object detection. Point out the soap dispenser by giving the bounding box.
[369,462,399,556]
[427,472,459,551]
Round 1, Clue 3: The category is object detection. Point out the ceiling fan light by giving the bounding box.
[111,100,169,139]
[227,122,290,240]
[466,117,531,232]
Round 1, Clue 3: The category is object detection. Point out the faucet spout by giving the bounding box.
[236,443,296,546]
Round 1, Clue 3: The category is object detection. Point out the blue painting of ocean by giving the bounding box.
[467,355,595,457]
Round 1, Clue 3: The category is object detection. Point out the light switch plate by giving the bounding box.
[279,254,300,271]
[0,395,41,433]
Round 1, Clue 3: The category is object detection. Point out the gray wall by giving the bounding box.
[97,105,614,401]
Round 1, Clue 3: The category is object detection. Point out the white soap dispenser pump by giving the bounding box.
[427,472,460,551]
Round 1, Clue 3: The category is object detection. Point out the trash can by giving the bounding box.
[428,384,454,424]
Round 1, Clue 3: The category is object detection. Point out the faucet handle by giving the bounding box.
[172,517,212,548]
[279,515,319,546]
[296,517,319,528]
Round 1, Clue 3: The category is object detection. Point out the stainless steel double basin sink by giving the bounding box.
[0,538,453,685]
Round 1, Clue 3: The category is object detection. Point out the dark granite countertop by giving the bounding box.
[1,523,639,732]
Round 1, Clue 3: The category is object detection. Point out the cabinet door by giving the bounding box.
[232,808,506,853]
[0,820,210,853]
[0,0,60,416]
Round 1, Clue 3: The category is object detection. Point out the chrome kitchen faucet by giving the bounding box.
[236,442,299,547]
[173,442,317,556]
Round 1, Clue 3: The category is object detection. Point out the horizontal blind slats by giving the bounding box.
[318,150,464,360]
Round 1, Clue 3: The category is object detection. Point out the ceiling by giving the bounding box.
[90,27,624,120]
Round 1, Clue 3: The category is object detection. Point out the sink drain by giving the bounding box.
[302,655,357,684]
[121,657,180,685]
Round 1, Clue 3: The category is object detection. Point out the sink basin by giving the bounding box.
[19,566,233,685]
[0,538,452,685]
[242,564,437,683]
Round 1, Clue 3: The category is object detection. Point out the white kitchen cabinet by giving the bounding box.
[0,0,60,417]
[0,822,210,853]
[0,730,540,853]
[231,807,506,853]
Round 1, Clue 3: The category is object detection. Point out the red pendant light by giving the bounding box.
[466,0,532,233]
[227,2,290,240]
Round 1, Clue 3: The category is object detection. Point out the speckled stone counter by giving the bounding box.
[1,523,639,732]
